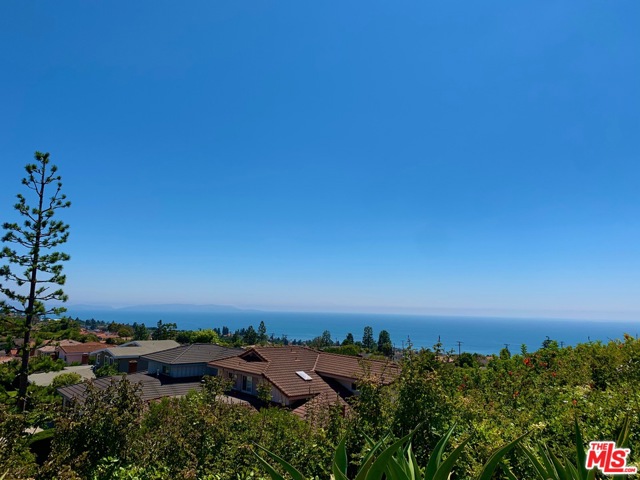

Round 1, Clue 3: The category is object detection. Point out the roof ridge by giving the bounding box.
[312,350,321,372]
[318,350,397,365]
[172,345,191,363]
[243,347,268,362]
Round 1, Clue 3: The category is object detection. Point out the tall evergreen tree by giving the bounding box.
[152,319,177,340]
[321,330,332,347]
[0,152,71,410]
[132,322,149,341]
[342,332,355,345]
[257,320,267,343]
[362,325,375,350]
[377,329,392,356]
[244,325,258,344]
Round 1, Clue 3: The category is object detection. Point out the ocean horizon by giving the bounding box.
[64,308,640,355]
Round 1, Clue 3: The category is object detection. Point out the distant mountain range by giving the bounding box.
[66,303,259,313]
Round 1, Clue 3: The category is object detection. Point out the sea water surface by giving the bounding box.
[65,309,640,355]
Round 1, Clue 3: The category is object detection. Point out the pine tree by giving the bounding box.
[257,320,267,343]
[244,325,258,344]
[152,319,176,340]
[377,329,392,356]
[132,322,149,341]
[342,332,354,345]
[321,330,332,347]
[362,325,375,350]
[0,152,71,410]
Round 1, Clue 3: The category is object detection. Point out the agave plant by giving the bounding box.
[520,417,632,480]
[253,423,527,480]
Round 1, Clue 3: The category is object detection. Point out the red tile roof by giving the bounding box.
[315,351,400,384]
[209,346,399,418]
[59,342,105,354]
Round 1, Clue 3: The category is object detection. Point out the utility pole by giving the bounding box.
[560,341,564,348]
[504,343,510,352]
[456,340,463,356]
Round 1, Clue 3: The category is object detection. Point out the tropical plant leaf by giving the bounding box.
[501,465,520,480]
[476,432,529,480]
[332,437,349,480]
[407,444,421,480]
[564,459,580,480]
[356,435,389,480]
[549,450,569,480]
[424,423,457,479]
[253,444,308,480]
[616,415,632,448]
[386,456,413,480]
[363,431,414,480]
[520,444,555,480]
[574,418,588,480]
[432,436,472,480]
[537,443,560,480]
[252,451,289,480]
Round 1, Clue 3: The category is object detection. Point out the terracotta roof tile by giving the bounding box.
[59,342,105,354]
[142,343,242,365]
[209,346,399,419]
[57,373,203,402]
[315,351,400,384]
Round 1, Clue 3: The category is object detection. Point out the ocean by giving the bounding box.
[65,309,640,355]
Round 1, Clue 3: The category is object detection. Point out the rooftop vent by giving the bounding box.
[296,371,312,381]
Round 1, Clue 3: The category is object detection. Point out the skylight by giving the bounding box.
[296,371,312,381]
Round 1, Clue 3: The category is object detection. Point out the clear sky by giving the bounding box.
[1,2,639,320]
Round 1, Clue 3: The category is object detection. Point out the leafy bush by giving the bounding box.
[51,373,83,389]
[94,364,119,378]
[28,356,65,374]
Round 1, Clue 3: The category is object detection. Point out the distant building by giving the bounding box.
[58,342,104,365]
[94,340,180,373]
[36,339,83,359]
[142,343,242,379]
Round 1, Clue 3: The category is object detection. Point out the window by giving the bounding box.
[242,375,253,393]
[162,365,170,375]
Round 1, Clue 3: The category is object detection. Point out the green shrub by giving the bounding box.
[28,356,65,374]
[51,373,83,389]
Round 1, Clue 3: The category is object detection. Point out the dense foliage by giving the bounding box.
[0,334,638,479]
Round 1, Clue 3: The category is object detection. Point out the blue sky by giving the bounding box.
[1,2,639,319]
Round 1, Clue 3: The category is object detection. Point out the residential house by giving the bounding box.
[209,346,400,418]
[58,342,105,365]
[12,339,37,358]
[35,339,83,359]
[142,343,242,379]
[56,371,254,408]
[56,372,201,407]
[94,340,180,373]
[0,354,17,364]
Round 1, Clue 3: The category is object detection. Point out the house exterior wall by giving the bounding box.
[318,373,358,393]
[116,358,146,373]
[333,377,358,393]
[217,367,290,405]
[147,360,207,378]
[96,352,149,373]
[270,385,288,405]
[59,352,89,365]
